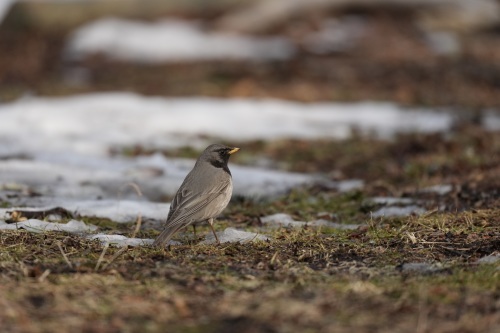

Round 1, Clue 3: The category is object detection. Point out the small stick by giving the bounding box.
[95,243,109,271]
[130,213,142,239]
[118,182,143,198]
[38,269,51,283]
[101,246,128,271]
[57,241,73,269]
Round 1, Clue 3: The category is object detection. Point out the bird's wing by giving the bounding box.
[165,178,231,229]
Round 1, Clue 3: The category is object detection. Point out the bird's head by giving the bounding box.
[200,144,240,169]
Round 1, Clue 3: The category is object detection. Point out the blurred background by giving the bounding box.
[0,0,499,206]
[1,0,500,105]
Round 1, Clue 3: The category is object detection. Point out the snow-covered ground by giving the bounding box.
[0,92,456,156]
[0,91,493,230]
[1,4,498,246]
[0,152,316,202]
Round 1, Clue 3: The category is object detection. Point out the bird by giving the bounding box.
[153,144,240,247]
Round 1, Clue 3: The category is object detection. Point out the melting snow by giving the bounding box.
[481,111,500,131]
[0,92,454,157]
[476,254,500,265]
[366,196,428,217]
[202,227,269,244]
[260,213,362,230]
[420,184,453,195]
[89,234,159,247]
[372,205,426,217]
[0,219,98,234]
[66,18,295,63]
[368,197,415,205]
[0,153,315,201]
[0,199,169,224]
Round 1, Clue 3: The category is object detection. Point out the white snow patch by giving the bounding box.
[0,153,316,201]
[202,227,269,244]
[333,179,365,192]
[260,213,362,230]
[420,184,453,195]
[0,92,454,157]
[66,18,295,63]
[0,219,97,234]
[89,234,163,247]
[0,0,15,24]
[476,254,500,265]
[400,262,443,275]
[304,16,366,54]
[424,31,461,56]
[372,205,426,217]
[0,199,169,224]
[368,197,415,205]
[260,213,306,227]
[482,111,500,131]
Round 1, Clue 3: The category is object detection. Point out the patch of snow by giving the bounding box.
[333,179,365,192]
[420,184,453,195]
[310,219,361,230]
[66,18,295,63]
[202,227,269,244]
[0,219,97,234]
[476,254,500,265]
[0,199,169,224]
[0,92,455,157]
[482,111,500,131]
[0,0,15,24]
[89,234,159,247]
[304,16,366,54]
[260,213,307,227]
[424,31,461,56]
[372,205,426,217]
[0,153,316,201]
[260,213,362,229]
[399,262,443,275]
[319,179,365,192]
[368,197,415,205]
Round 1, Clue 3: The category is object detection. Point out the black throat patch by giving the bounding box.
[210,160,231,175]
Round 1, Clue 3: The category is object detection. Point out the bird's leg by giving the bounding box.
[208,218,220,244]
[192,224,197,240]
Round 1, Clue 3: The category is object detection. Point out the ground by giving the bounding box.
[0,2,499,333]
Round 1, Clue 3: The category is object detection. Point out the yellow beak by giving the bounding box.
[228,147,240,155]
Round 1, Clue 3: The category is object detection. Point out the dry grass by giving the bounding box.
[0,206,498,332]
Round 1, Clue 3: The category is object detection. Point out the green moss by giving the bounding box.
[79,217,129,231]
[0,201,11,208]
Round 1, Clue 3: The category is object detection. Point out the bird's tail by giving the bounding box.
[152,224,183,248]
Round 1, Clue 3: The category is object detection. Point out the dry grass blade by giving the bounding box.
[56,241,73,269]
[37,269,51,283]
[101,246,128,271]
[118,182,143,198]
[130,213,142,239]
[95,243,109,272]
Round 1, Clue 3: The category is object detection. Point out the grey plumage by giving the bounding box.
[153,144,239,247]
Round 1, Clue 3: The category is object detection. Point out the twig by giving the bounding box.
[95,243,109,271]
[118,182,144,239]
[130,213,142,239]
[101,246,128,271]
[38,269,51,283]
[118,182,143,198]
[56,241,73,269]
